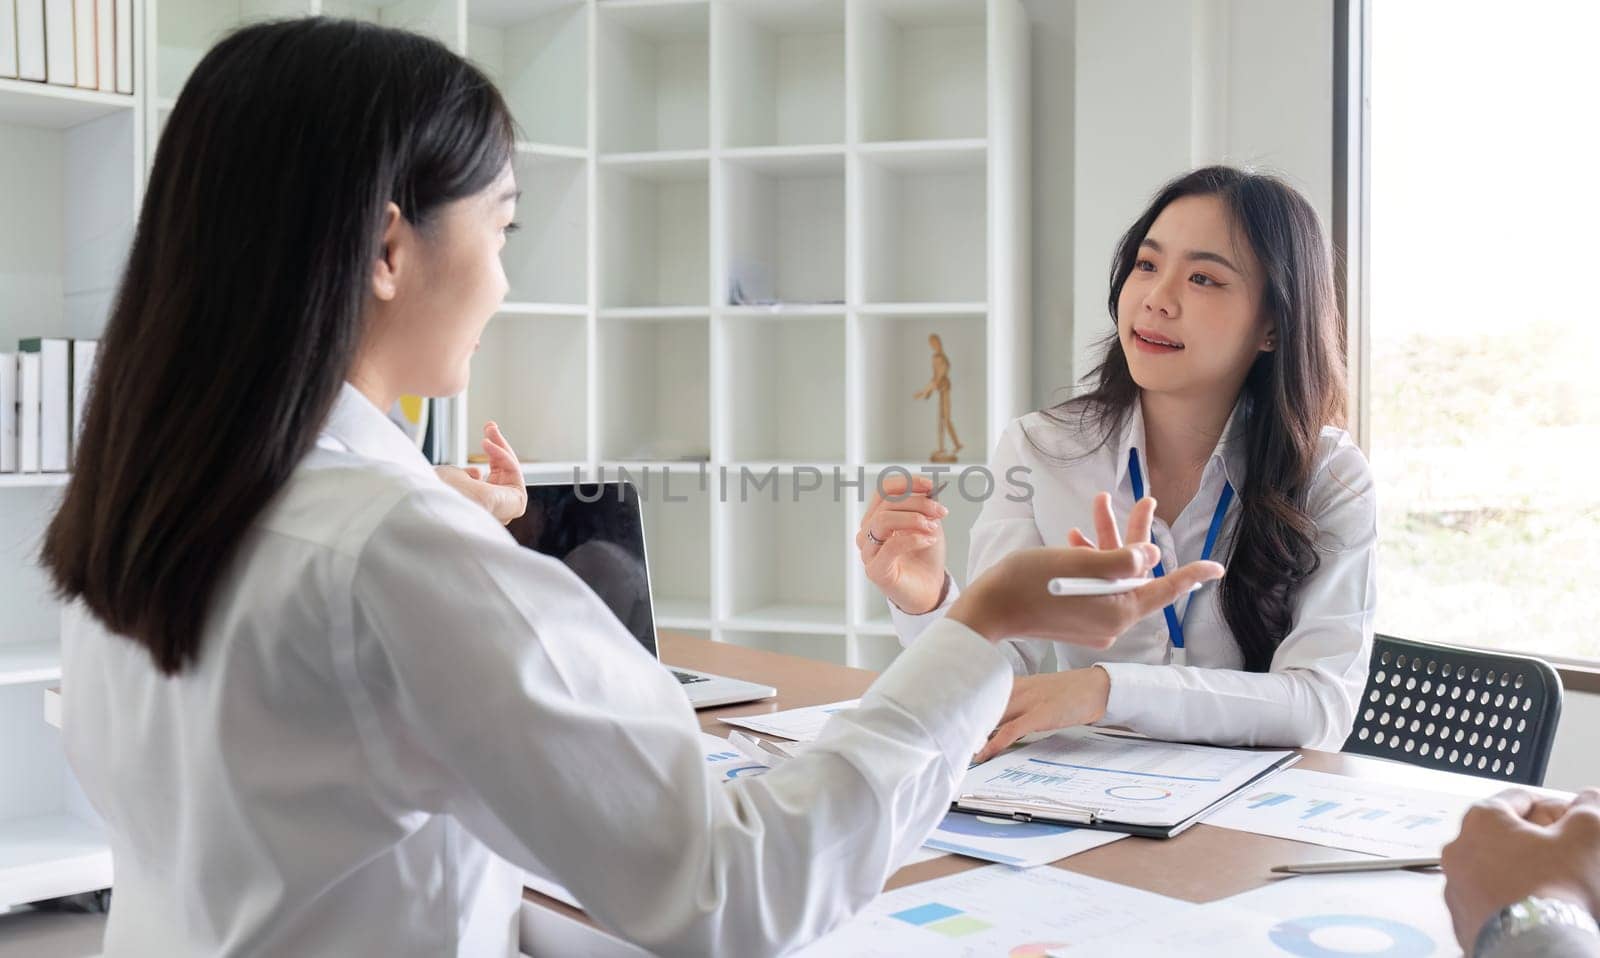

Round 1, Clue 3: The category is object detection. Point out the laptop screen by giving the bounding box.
[506,481,658,658]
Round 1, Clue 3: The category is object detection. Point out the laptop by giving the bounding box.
[508,480,776,709]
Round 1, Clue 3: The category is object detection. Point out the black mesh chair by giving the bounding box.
[1343,634,1564,786]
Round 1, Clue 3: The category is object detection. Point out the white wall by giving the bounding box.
[1021,0,1074,411]
[1068,0,1198,388]
[1546,688,1600,792]
[1022,0,1334,398]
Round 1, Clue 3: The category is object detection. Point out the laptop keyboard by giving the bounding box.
[672,669,712,686]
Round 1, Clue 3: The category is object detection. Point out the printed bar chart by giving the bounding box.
[1246,792,1293,809]
[1301,801,1339,820]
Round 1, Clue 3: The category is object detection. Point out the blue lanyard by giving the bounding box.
[1127,448,1233,650]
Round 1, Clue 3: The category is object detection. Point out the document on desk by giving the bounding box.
[1201,767,1477,858]
[956,728,1298,837]
[793,862,1195,957]
[923,810,1125,868]
[700,732,776,781]
[717,699,861,742]
[1092,869,1459,957]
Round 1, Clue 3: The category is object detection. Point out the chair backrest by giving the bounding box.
[1343,634,1563,786]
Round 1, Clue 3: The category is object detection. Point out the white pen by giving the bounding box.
[1047,577,1204,597]
[1270,857,1441,875]
[726,730,798,767]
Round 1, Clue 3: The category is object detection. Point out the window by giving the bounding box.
[1366,2,1600,661]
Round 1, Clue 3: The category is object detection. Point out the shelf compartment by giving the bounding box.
[859,145,986,304]
[597,0,709,154]
[721,629,848,665]
[722,471,847,627]
[631,469,712,628]
[858,311,986,466]
[597,316,710,462]
[717,0,845,149]
[503,152,588,305]
[721,152,844,308]
[0,490,69,652]
[599,160,709,309]
[466,314,588,465]
[468,1,589,150]
[853,0,987,144]
[723,316,845,463]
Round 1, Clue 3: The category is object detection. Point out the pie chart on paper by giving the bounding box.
[1267,914,1436,958]
[1104,785,1173,802]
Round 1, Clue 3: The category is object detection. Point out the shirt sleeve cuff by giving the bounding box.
[1094,661,1166,728]
[888,574,960,648]
[867,617,1012,771]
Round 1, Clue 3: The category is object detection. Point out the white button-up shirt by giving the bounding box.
[893,399,1376,751]
[62,383,1012,957]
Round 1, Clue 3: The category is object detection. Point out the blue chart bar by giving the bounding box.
[706,751,739,762]
[1248,793,1294,809]
[1301,801,1340,820]
[1362,809,1389,821]
[1400,815,1441,831]
[994,768,1074,789]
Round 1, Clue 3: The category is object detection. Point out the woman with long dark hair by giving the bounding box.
[42,19,1221,956]
[860,166,1375,758]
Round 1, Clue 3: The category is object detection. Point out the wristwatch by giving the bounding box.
[1474,896,1600,956]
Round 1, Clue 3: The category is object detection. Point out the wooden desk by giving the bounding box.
[520,633,1528,954]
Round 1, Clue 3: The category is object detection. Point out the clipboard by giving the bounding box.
[950,730,1303,839]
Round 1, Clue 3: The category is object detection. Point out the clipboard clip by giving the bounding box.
[726,730,800,768]
[957,791,1110,825]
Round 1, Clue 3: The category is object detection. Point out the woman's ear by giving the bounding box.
[1260,323,1278,353]
[370,202,405,302]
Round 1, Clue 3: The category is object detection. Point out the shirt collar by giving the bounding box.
[316,382,435,476]
[1112,399,1149,493]
[1211,400,1249,489]
[1116,394,1249,495]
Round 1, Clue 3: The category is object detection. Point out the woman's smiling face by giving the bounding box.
[1116,193,1274,399]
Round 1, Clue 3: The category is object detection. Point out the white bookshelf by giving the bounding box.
[144,0,1030,668]
[0,642,62,688]
[0,0,144,907]
[0,0,1029,909]
[0,79,135,129]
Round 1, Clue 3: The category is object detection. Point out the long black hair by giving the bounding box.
[42,18,516,674]
[1042,166,1346,672]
